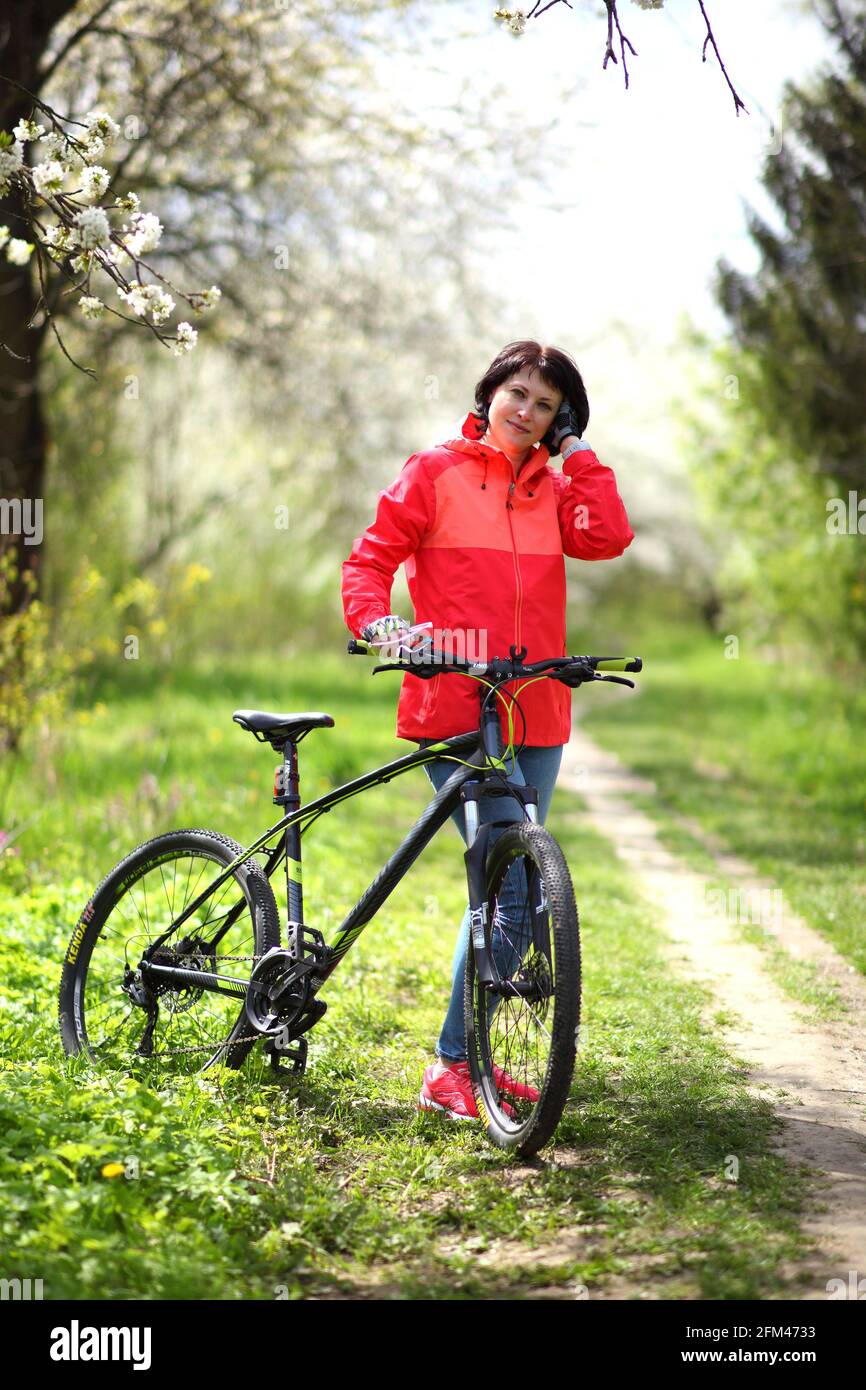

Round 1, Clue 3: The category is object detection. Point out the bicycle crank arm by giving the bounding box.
[267,956,318,1008]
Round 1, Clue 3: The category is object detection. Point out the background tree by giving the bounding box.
[0,0,555,614]
[681,0,866,664]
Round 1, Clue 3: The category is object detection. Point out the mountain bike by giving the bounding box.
[58,641,641,1156]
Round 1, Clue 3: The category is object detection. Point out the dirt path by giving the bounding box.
[559,725,866,1300]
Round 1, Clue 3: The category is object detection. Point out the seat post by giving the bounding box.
[274,739,304,929]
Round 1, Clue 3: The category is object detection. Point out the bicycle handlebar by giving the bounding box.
[346,638,642,688]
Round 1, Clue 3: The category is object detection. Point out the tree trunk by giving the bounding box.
[0,1,77,612]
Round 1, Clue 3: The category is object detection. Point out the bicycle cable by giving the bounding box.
[416,669,555,822]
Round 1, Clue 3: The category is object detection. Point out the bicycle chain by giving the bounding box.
[129,950,305,1057]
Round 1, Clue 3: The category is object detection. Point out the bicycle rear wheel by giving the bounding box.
[465,822,580,1157]
[58,829,280,1073]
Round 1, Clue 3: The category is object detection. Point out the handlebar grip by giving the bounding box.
[347,639,372,655]
[594,657,642,673]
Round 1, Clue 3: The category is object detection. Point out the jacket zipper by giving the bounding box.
[505,476,523,659]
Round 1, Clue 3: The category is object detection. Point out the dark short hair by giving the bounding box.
[473,340,589,436]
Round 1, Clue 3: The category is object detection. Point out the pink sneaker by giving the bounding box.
[492,1065,540,1102]
[418,1061,515,1121]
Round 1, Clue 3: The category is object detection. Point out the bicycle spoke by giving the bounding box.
[62,838,278,1074]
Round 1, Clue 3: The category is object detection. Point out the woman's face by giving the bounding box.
[483,369,563,459]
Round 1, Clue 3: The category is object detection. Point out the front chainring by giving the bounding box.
[244,948,310,1037]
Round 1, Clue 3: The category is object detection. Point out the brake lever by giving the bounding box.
[595,674,635,688]
[371,661,440,679]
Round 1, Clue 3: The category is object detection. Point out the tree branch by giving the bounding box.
[697,0,748,116]
[602,1,637,89]
[524,0,746,111]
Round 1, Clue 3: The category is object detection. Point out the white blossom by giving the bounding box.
[41,223,74,261]
[123,211,163,257]
[7,238,35,266]
[3,105,219,360]
[61,140,86,173]
[147,286,175,325]
[39,130,68,161]
[117,280,174,324]
[72,205,111,249]
[13,119,45,143]
[116,281,150,316]
[32,160,66,197]
[0,141,25,181]
[493,6,526,34]
[84,110,121,145]
[102,242,130,268]
[78,164,110,203]
[173,321,198,355]
[631,0,664,8]
[79,295,105,320]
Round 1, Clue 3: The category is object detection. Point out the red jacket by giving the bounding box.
[342,411,634,747]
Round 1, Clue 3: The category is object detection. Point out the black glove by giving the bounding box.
[542,399,585,457]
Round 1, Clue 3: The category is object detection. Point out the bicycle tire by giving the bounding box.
[58,829,280,1073]
[465,822,580,1157]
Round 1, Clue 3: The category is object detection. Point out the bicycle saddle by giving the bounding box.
[232,710,335,745]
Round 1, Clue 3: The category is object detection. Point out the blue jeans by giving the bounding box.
[418,740,564,1061]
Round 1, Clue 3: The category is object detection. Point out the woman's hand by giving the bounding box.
[543,399,585,457]
[361,614,431,659]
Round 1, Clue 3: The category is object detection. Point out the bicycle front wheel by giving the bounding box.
[465,822,580,1157]
[58,829,280,1074]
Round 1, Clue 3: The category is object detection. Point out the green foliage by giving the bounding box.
[676,333,866,664]
[0,545,216,842]
[697,4,866,662]
[0,552,80,761]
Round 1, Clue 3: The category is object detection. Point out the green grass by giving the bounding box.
[581,624,866,980]
[0,651,816,1299]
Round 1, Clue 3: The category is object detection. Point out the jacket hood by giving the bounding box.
[438,411,553,490]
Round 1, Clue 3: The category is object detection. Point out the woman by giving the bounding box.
[342,340,634,1120]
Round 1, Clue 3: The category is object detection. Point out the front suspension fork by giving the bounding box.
[461,777,539,989]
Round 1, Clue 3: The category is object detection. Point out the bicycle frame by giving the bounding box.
[141,706,539,1002]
